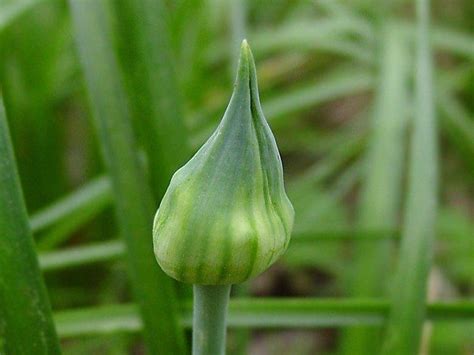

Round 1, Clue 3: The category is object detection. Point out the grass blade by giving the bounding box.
[53,300,474,337]
[0,96,61,354]
[69,0,186,353]
[30,175,112,233]
[113,0,190,198]
[340,23,409,354]
[382,0,438,353]
[39,239,124,272]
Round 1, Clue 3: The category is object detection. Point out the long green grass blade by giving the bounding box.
[0,96,61,354]
[112,0,189,198]
[32,175,112,250]
[382,0,438,353]
[30,175,112,233]
[69,0,186,353]
[39,240,124,272]
[36,203,110,251]
[341,23,409,354]
[53,299,474,338]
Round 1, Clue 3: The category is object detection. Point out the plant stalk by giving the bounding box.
[193,284,232,355]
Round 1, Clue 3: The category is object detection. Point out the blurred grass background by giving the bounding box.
[0,0,473,354]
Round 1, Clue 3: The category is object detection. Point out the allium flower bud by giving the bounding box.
[153,40,294,285]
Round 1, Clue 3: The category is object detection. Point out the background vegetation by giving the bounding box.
[0,0,472,354]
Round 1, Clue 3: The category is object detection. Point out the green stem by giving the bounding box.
[193,285,232,355]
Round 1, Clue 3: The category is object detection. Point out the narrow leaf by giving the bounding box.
[382,0,438,353]
[341,23,409,354]
[69,0,186,353]
[0,96,61,354]
[53,300,474,338]
[30,175,112,233]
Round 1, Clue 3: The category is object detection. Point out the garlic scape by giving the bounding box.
[153,40,294,286]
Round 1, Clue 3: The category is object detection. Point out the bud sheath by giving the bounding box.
[153,40,294,285]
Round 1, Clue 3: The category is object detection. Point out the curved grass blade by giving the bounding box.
[30,175,112,233]
[382,0,438,353]
[31,175,113,250]
[68,0,186,353]
[0,96,61,354]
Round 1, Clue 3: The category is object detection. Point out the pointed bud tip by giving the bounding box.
[242,39,254,56]
[239,39,250,61]
[235,39,251,85]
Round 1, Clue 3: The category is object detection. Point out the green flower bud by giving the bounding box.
[153,40,294,285]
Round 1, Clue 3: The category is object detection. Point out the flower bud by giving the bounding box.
[153,40,294,285]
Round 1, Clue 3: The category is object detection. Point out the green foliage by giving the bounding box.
[382,0,439,353]
[0,0,472,354]
[340,22,410,354]
[0,97,61,354]
[53,299,474,337]
[68,0,185,353]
